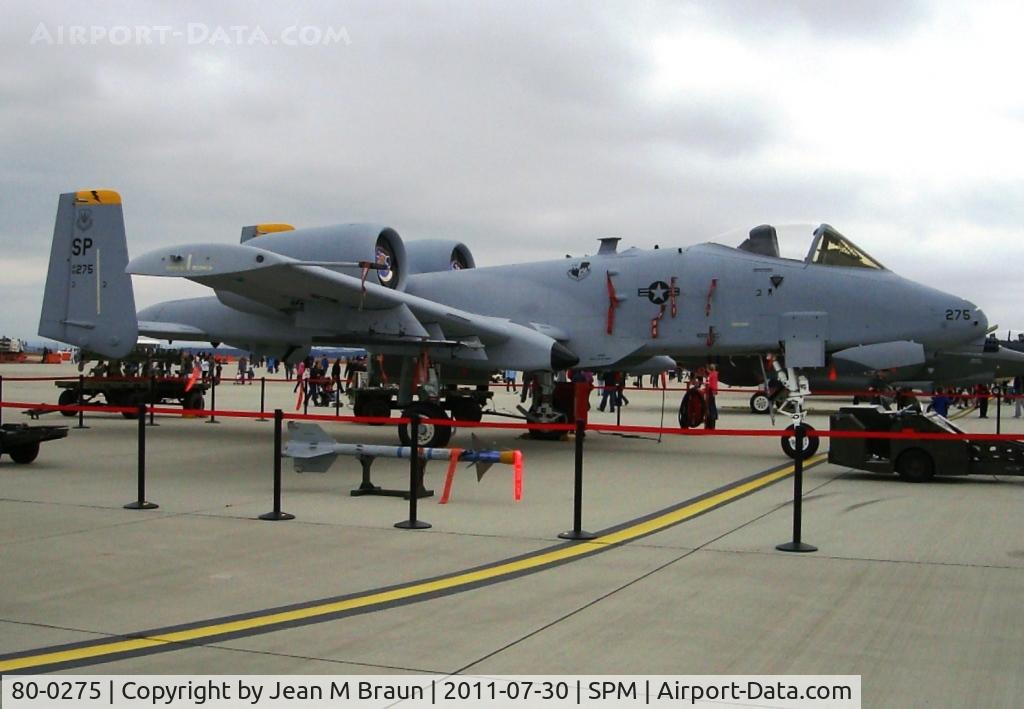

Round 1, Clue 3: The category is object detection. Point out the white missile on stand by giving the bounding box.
[283,422,518,480]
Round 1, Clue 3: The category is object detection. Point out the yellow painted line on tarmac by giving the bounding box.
[0,454,825,673]
[948,406,976,421]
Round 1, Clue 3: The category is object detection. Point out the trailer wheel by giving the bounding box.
[398,402,452,448]
[362,398,391,424]
[896,448,935,483]
[8,442,40,464]
[781,424,820,460]
[749,392,771,414]
[58,390,78,417]
[183,391,205,412]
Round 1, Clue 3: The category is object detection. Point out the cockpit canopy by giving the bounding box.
[734,223,886,271]
[805,224,885,270]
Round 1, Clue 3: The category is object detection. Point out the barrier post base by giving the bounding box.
[775,541,817,553]
[394,519,431,530]
[259,510,295,521]
[124,501,159,510]
[350,481,383,495]
[558,530,597,541]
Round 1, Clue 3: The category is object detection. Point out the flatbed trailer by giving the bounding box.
[829,405,1024,482]
[53,377,207,418]
[0,423,67,463]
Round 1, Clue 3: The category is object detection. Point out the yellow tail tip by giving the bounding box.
[75,189,121,205]
[255,223,295,236]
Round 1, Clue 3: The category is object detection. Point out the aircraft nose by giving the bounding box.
[974,304,989,333]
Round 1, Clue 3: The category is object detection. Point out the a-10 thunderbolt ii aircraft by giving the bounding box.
[39,190,989,457]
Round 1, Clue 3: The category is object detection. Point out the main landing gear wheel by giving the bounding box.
[749,392,772,414]
[527,407,567,440]
[398,401,452,448]
[896,448,935,483]
[781,424,819,460]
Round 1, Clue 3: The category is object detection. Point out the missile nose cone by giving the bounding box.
[551,342,580,370]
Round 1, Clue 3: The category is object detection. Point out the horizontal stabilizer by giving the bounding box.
[137,320,209,340]
[831,340,926,373]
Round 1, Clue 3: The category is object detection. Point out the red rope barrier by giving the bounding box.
[3,400,1022,441]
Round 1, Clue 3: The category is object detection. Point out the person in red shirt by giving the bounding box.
[705,364,719,429]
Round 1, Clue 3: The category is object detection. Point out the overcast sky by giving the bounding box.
[3,1,1023,343]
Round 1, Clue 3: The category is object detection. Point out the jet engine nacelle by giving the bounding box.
[404,239,476,274]
[248,223,409,291]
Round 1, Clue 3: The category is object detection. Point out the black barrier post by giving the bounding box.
[124,404,158,510]
[996,389,1002,435]
[0,374,3,427]
[776,424,816,553]
[75,374,88,429]
[148,375,159,426]
[257,377,268,421]
[559,418,597,540]
[207,372,219,424]
[395,414,431,529]
[260,409,295,521]
[303,382,310,416]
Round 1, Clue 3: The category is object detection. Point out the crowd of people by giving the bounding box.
[505,365,719,429]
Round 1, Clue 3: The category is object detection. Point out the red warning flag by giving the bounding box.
[513,451,523,501]
[184,366,200,392]
[439,448,463,504]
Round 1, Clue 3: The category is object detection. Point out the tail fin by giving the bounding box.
[38,190,137,358]
[283,422,338,473]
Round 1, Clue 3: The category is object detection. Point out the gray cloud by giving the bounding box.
[2,1,1021,342]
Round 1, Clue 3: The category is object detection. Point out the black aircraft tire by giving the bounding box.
[896,448,935,483]
[8,442,40,464]
[398,402,452,448]
[750,392,772,415]
[528,427,565,441]
[781,424,820,460]
[58,390,78,417]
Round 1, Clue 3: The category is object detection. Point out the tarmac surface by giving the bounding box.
[2,362,1024,707]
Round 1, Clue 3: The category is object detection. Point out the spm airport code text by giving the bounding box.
[1,675,861,707]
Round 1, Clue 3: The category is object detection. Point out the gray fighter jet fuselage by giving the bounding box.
[133,232,985,372]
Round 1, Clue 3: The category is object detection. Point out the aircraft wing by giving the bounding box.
[137,320,210,341]
[128,243,577,371]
